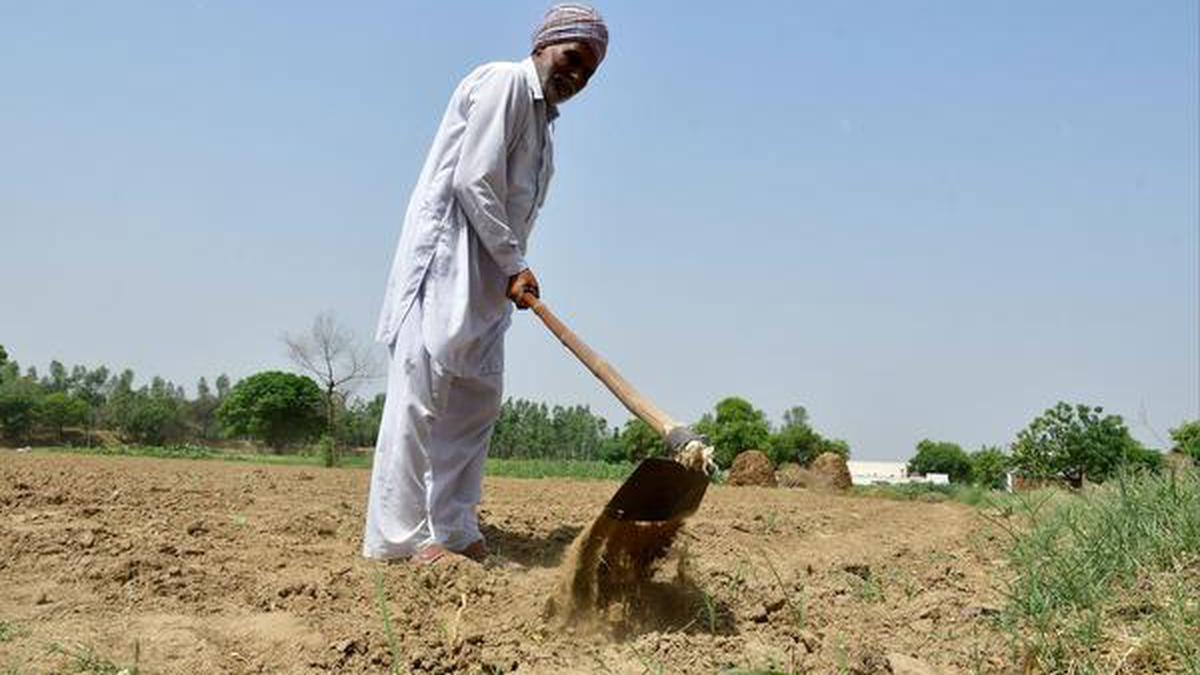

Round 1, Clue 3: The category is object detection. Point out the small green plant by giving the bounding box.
[763,511,780,534]
[760,553,805,629]
[48,641,139,675]
[699,590,719,633]
[856,575,884,604]
[628,644,664,675]
[0,621,15,643]
[373,571,405,675]
[832,641,851,675]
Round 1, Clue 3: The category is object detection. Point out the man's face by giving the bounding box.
[533,41,600,105]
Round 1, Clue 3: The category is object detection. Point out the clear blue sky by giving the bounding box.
[2,2,1197,459]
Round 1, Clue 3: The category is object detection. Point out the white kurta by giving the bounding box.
[363,58,555,559]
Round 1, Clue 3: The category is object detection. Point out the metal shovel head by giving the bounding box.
[603,457,710,522]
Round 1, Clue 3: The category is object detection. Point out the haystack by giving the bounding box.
[727,450,776,487]
[776,462,811,488]
[809,452,852,491]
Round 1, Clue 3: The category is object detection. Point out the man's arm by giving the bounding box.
[451,66,531,281]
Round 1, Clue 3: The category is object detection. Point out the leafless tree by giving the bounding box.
[284,311,381,466]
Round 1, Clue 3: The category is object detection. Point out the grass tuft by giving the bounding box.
[1000,468,1200,672]
[852,482,1003,506]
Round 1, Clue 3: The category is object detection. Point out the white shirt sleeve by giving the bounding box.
[451,66,530,277]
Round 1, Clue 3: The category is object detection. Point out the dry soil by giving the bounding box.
[1,453,1016,674]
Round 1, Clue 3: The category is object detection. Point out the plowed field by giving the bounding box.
[1,453,1015,674]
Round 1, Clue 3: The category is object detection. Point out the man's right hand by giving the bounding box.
[507,268,540,309]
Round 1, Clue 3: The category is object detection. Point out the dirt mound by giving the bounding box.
[776,462,812,488]
[810,452,852,491]
[727,450,776,487]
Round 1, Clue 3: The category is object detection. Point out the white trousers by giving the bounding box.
[361,297,502,560]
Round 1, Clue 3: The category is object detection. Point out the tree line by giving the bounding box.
[5,342,1195,483]
[0,345,384,452]
[0,344,850,469]
[905,403,1198,488]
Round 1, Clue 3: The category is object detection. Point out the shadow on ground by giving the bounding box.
[481,522,582,568]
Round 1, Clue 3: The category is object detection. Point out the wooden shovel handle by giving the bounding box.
[522,293,677,437]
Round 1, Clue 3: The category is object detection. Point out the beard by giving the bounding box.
[546,73,577,103]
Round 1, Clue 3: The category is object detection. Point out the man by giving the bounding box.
[363,5,608,564]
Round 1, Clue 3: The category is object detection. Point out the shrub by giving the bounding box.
[970,445,1010,489]
[619,418,662,463]
[907,439,972,483]
[1169,420,1200,462]
[106,389,186,445]
[217,371,323,450]
[693,397,771,469]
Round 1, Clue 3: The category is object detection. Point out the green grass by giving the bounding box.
[35,443,371,468]
[484,458,634,481]
[0,621,14,643]
[852,481,1006,507]
[30,445,635,480]
[995,468,1200,673]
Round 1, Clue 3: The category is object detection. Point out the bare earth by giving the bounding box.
[0,453,1017,674]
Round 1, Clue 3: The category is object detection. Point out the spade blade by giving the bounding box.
[602,457,710,522]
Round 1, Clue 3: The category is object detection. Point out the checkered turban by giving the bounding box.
[532,3,608,64]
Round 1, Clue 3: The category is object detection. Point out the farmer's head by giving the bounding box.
[531,3,607,105]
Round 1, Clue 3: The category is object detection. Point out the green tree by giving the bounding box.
[488,398,617,461]
[907,439,973,483]
[694,397,772,469]
[107,388,186,445]
[0,375,41,443]
[44,360,69,393]
[337,393,386,448]
[1011,402,1150,487]
[970,445,1010,489]
[619,418,663,462]
[818,437,851,459]
[36,392,90,442]
[215,374,232,400]
[1169,420,1200,462]
[189,377,221,441]
[598,428,625,463]
[217,371,323,451]
[767,406,821,466]
[552,404,615,460]
[491,398,551,459]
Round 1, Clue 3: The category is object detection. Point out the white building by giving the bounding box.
[847,460,949,486]
[848,461,909,486]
